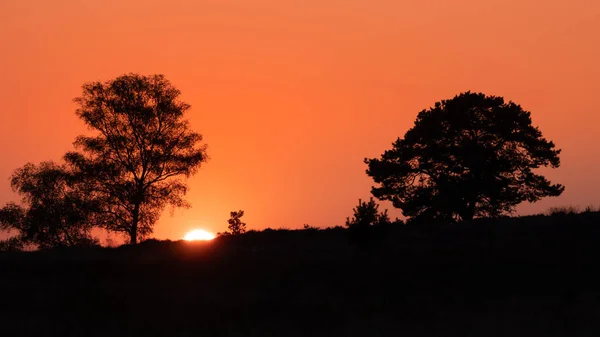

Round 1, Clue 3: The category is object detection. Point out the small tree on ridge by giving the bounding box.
[345,197,393,228]
[227,210,246,235]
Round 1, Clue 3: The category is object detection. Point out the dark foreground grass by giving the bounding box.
[2,212,600,336]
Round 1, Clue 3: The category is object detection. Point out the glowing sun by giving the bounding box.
[183,229,216,241]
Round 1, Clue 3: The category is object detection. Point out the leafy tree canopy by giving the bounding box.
[65,74,207,244]
[366,92,564,223]
[0,162,98,249]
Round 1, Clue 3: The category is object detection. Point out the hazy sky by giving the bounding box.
[1,0,599,240]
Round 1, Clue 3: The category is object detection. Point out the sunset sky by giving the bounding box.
[1,0,599,241]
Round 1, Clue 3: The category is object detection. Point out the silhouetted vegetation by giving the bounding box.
[547,205,583,216]
[0,74,207,247]
[1,85,598,336]
[0,162,99,249]
[0,236,24,252]
[64,74,207,244]
[226,210,247,235]
[366,92,564,224]
[345,197,400,229]
[2,211,600,336]
[344,198,402,247]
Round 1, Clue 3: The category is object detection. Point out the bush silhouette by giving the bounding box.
[0,162,99,249]
[345,197,392,229]
[345,198,400,248]
[227,210,247,235]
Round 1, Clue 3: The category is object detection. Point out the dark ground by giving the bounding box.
[2,212,600,336]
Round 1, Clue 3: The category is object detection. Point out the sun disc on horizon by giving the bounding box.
[183,229,216,241]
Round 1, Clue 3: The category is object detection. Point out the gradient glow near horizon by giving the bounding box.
[183,229,216,241]
[1,0,599,241]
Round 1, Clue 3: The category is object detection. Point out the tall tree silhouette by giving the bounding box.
[0,162,98,249]
[65,74,207,244]
[366,92,564,223]
[227,210,246,235]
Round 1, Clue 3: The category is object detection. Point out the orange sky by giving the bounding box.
[1,0,599,241]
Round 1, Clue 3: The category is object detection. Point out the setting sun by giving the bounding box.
[183,229,216,241]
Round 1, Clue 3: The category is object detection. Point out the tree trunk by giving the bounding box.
[130,227,138,245]
[130,202,140,244]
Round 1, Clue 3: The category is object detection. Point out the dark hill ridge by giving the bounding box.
[1,212,600,336]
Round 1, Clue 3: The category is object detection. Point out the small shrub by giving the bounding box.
[582,205,597,213]
[547,206,579,216]
[227,210,247,235]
